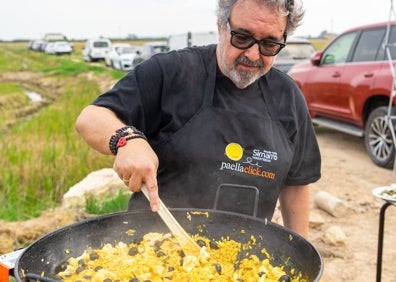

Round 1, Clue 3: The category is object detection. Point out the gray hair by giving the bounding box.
[216,0,304,37]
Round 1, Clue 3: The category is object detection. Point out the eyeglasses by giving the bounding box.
[227,20,286,56]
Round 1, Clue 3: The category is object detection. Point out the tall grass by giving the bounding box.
[0,43,124,221]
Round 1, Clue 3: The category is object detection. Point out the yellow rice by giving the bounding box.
[56,231,308,282]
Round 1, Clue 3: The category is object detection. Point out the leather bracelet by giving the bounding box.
[109,126,147,155]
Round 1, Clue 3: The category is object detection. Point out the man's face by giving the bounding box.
[216,0,287,89]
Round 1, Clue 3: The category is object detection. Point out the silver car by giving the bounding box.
[133,41,169,67]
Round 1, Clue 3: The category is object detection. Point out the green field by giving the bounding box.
[0,42,125,221]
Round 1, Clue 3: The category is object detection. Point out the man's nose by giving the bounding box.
[243,43,261,62]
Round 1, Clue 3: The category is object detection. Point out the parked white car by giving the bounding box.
[44,42,56,54]
[105,43,139,71]
[47,41,73,55]
[105,43,129,66]
[82,38,112,62]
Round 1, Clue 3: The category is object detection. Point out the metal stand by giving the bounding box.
[376,201,393,282]
[374,2,396,281]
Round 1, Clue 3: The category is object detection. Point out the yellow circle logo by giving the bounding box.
[225,143,243,161]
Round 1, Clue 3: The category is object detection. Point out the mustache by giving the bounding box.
[235,55,264,68]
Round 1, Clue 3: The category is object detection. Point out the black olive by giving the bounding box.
[78,259,86,267]
[129,278,140,282]
[83,275,91,280]
[103,279,112,282]
[209,241,219,250]
[56,263,67,272]
[258,271,266,277]
[168,266,175,272]
[89,252,100,260]
[76,266,85,274]
[279,275,291,282]
[128,247,139,256]
[214,263,222,274]
[178,250,185,257]
[95,266,103,271]
[156,251,166,257]
[196,239,206,247]
[154,240,163,252]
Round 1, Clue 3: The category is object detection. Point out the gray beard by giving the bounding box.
[228,67,263,89]
[224,55,267,89]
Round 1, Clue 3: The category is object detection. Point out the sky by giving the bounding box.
[0,0,395,41]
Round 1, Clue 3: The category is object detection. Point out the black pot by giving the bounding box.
[15,209,323,281]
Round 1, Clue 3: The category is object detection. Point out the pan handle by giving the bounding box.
[25,273,59,282]
[213,184,259,217]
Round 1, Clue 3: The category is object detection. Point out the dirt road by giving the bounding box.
[309,127,396,282]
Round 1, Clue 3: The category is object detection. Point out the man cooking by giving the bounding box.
[75,0,321,237]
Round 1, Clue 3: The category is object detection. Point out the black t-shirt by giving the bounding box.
[93,44,321,186]
[214,68,269,117]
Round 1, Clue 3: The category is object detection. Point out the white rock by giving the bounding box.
[324,225,347,246]
[62,168,129,208]
[314,190,347,217]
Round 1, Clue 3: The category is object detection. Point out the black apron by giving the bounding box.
[129,60,294,220]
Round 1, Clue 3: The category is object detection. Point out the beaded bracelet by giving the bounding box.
[109,126,147,155]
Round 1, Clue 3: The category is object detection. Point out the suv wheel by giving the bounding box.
[364,106,396,168]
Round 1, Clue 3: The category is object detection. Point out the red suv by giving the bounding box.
[288,22,396,168]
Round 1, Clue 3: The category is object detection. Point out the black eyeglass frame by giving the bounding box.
[227,20,287,56]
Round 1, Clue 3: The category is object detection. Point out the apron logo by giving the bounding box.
[221,143,277,180]
[225,143,244,161]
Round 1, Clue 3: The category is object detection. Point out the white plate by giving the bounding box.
[372,186,396,203]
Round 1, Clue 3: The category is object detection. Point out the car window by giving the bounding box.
[152,45,169,54]
[352,28,385,62]
[377,25,396,60]
[93,41,109,48]
[321,31,358,65]
[122,47,135,54]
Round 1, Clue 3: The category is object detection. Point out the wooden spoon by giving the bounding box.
[141,185,201,255]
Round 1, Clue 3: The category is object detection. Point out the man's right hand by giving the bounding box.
[113,138,160,212]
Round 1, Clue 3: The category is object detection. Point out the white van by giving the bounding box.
[82,38,112,62]
[167,31,218,51]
